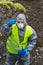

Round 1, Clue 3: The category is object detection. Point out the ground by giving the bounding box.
[0,0,43,65]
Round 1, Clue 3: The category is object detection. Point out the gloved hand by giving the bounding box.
[18,48,29,57]
[7,19,16,27]
[18,49,25,57]
[23,48,29,57]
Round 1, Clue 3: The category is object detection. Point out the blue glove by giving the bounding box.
[18,49,25,57]
[18,48,29,57]
[23,48,29,57]
[7,19,16,27]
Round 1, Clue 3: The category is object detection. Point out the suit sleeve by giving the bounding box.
[1,24,11,36]
[27,28,37,51]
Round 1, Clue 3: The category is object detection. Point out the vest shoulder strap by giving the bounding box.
[12,24,17,29]
[12,24,18,33]
[26,25,33,37]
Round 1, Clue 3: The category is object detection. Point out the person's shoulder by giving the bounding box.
[26,25,33,30]
[12,24,17,29]
[27,25,37,34]
[26,25,33,34]
[12,24,16,26]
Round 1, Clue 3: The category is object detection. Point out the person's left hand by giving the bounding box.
[18,48,29,57]
[23,48,29,57]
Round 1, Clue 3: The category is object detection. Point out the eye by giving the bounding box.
[21,20,24,23]
[18,21,20,23]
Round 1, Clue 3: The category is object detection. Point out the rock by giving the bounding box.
[0,32,2,36]
[35,60,37,63]
[6,13,12,18]
[33,14,36,16]
[26,15,28,19]
[39,47,43,52]
[28,6,31,10]
[36,53,39,56]
[2,10,5,14]
[1,41,3,45]
[38,56,42,58]
[33,55,37,59]
[0,14,6,18]
[0,56,2,59]
[36,49,39,52]
[2,53,6,57]
[41,6,43,8]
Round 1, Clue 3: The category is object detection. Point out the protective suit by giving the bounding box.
[1,14,37,65]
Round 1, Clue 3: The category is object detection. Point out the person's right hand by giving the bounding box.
[7,19,16,27]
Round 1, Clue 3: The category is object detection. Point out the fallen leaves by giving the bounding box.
[0,32,2,36]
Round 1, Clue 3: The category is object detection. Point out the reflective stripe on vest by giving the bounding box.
[6,24,33,54]
[8,38,19,44]
[7,44,20,50]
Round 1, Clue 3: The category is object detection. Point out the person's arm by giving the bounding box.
[18,28,37,57]
[27,28,37,51]
[1,19,16,36]
[1,24,11,36]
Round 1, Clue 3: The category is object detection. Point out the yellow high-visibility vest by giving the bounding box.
[6,24,33,54]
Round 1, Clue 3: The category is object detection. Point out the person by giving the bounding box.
[1,14,37,65]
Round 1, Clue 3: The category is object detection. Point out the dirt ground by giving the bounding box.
[0,0,43,65]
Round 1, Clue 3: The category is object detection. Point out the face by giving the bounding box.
[17,19,25,29]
